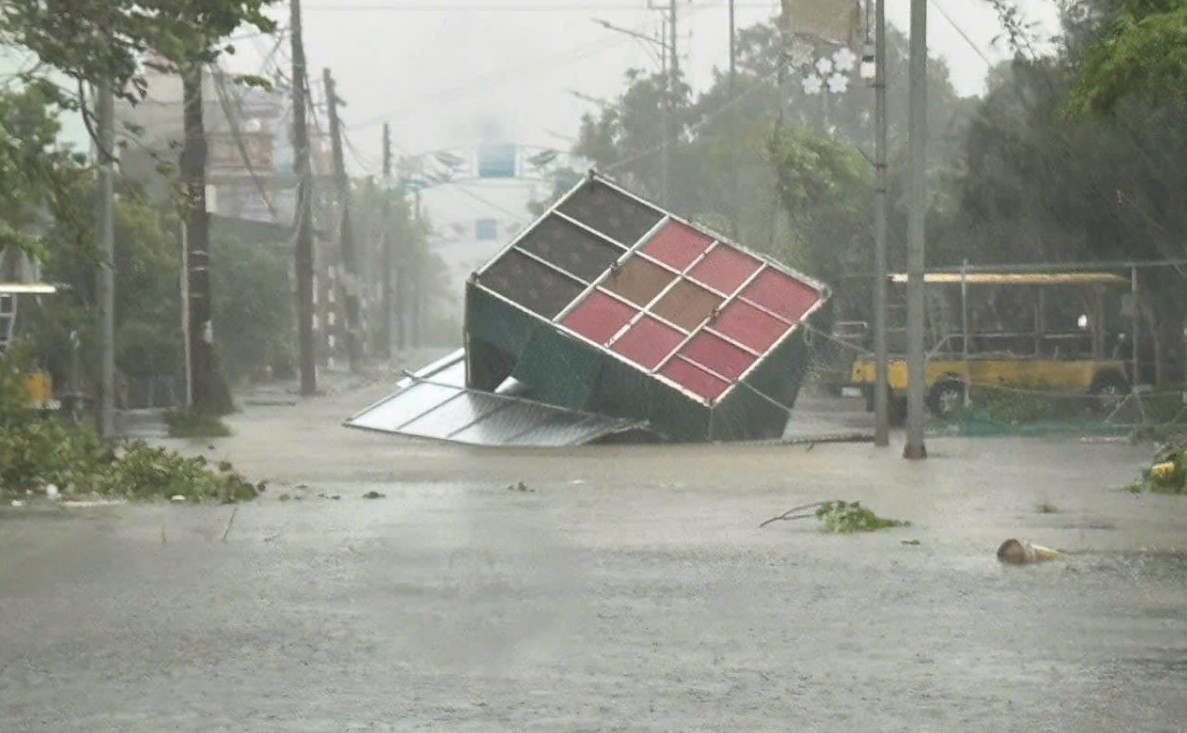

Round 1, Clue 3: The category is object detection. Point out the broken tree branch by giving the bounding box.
[759,501,830,528]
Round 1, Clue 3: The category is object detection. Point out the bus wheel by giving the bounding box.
[927,379,965,419]
[1090,372,1129,413]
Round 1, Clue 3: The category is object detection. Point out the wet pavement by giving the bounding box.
[2,377,1185,731]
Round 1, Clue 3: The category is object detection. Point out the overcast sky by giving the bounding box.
[234,1,1058,166]
[228,0,1059,227]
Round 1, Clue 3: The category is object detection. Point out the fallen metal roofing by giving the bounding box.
[345,349,646,446]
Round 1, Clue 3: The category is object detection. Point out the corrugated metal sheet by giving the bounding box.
[345,350,644,446]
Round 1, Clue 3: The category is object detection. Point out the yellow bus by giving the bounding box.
[849,272,1133,421]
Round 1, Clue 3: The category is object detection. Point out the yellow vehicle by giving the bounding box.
[1,282,60,411]
[849,271,1133,421]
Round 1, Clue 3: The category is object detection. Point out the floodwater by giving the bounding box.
[2,378,1185,731]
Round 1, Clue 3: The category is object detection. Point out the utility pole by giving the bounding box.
[728,0,739,238]
[379,123,393,360]
[323,68,362,371]
[409,190,422,347]
[872,0,890,447]
[180,64,218,413]
[663,0,677,206]
[291,0,317,395]
[728,0,735,92]
[95,79,115,437]
[904,0,928,459]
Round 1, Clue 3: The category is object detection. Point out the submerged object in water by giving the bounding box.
[997,538,1059,565]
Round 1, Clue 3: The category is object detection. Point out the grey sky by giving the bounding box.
[231,0,1059,173]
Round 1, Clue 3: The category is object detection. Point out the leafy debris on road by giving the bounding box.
[1,350,262,505]
[506,481,534,493]
[760,500,909,533]
[815,501,909,533]
[362,490,386,499]
[1128,439,1187,494]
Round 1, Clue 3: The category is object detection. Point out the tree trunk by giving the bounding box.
[181,65,225,413]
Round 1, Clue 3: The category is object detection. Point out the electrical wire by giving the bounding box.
[209,63,279,220]
[928,0,994,69]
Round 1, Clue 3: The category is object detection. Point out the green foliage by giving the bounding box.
[966,386,1087,423]
[1068,1,1187,115]
[814,500,909,534]
[91,442,261,503]
[0,84,88,259]
[211,234,293,383]
[163,407,230,438]
[0,349,258,502]
[0,0,277,108]
[1130,439,1187,494]
[569,16,972,324]
[768,125,872,282]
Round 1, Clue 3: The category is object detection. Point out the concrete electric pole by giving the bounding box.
[379,123,393,360]
[904,0,928,459]
[323,68,362,372]
[95,80,115,437]
[291,0,317,395]
[872,0,890,447]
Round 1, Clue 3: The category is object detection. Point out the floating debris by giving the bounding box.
[760,499,909,533]
[997,538,1059,565]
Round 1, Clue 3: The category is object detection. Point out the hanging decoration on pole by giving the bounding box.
[778,1,863,98]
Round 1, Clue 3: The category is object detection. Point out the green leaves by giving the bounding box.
[0,0,278,110]
[0,349,259,503]
[1068,2,1187,115]
[814,501,909,534]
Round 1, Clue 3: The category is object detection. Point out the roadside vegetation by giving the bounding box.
[0,348,261,503]
[1129,440,1187,495]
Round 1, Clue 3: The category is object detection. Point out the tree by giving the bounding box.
[1068,0,1187,114]
[0,83,88,258]
[768,124,872,293]
[940,1,1187,385]
[2,0,277,414]
[572,16,973,331]
[0,0,274,111]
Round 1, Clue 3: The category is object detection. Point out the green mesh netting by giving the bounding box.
[947,386,1187,438]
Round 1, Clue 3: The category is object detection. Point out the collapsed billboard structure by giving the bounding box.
[348,172,831,446]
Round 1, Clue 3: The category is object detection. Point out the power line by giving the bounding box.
[605,59,782,175]
[449,183,530,224]
[349,30,644,130]
[347,3,723,132]
[928,0,993,69]
[209,65,280,220]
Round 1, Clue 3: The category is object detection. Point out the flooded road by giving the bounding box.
[2,379,1185,731]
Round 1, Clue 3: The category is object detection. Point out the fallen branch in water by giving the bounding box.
[221,506,238,543]
[761,500,909,533]
[759,501,830,528]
